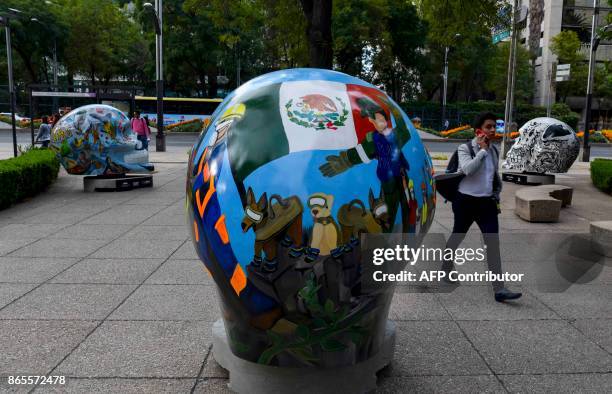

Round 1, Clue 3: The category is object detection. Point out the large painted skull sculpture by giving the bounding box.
[50,104,154,175]
[502,117,580,173]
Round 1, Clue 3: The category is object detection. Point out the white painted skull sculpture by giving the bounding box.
[502,117,580,173]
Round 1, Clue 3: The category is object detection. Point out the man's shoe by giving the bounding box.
[494,288,522,302]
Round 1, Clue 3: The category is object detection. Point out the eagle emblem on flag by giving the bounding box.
[285,94,349,130]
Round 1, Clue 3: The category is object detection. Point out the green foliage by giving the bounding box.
[63,0,147,85]
[257,273,367,366]
[590,158,612,194]
[550,103,581,129]
[166,119,204,133]
[0,148,60,210]
[484,42,534,103]
[551,30,584,64]
[587,132,609,143]
[447,129,475,139]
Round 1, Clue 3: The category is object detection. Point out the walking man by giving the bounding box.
[443,112,522,302]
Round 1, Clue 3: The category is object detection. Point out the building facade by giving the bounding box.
[521,0,611,127]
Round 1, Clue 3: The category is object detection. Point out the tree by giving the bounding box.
[0,0,70,85]
[300,0,333,68]
[484,41,533,103]
[550,30,587,102]
[63,0,147,86]
[416,0,506,102]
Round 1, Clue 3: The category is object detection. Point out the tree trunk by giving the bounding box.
[300,0,333,69]
[207,67,218,98]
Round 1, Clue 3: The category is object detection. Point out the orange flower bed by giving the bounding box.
[165,118,203,130]
[440,125,471,136]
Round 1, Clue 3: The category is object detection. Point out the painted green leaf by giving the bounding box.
[296,325,310,340]
[321,338,346,352]
[324,299,335,315]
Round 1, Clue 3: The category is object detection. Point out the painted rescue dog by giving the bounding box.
[242,187,303,271]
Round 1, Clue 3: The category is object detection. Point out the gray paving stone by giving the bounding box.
[123,225,190,240]
[500,373,612,393]
[33,378,196,393]
[145,259,214,285]
[0,284,137,320]
[436,286,558,320]
[0,224,62,240]
[170,242,199,259]
[49,258,163,284]
[141,204,188,226]
[0,238,37,256]
[9,239,109,258]
[81,205,167,225]
[55,321,212,377]
[22,211,98,225]
[0,320,97,375]
[383,321,491,376]
[0,257,78,283]
[0,378,30,394]
[375,375,506,393]
[192,378,231,394]
[389,293,451,321]
[572,319,612,353]
[0,283,37,308]
[532,285,612,319]
[89,238,184,259]
[109,284,219,321]
[123,191,185,206]
[459,320,612,374]
[45,224,132,240]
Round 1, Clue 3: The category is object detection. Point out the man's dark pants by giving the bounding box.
[443,192,503,291]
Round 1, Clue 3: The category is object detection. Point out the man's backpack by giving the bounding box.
[434,142,475,202]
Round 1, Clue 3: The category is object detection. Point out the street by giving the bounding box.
[2,130,610,159]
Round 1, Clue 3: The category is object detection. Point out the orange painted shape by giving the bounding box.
[215,214,230,244]
[193,220,199,242]
[195,177,216,218]
[230,264,247,295]
[203,162,210,182]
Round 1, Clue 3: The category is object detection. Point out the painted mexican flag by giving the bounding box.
[225,81,409,182]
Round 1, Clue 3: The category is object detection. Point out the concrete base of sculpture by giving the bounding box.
[590,221,612,257]
[83,174,153,192]
[502,171,555,185]
[212,319,396,394]
[515,185,573,222]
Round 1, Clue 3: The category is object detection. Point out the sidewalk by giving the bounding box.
[0,154,610,393]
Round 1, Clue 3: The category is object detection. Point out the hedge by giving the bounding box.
[166,118,204,133]
[591,158,612,194]
[0,149,60,210]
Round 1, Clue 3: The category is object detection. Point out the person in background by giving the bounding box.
[51,113,61,128]
[131,110,150,150]
[35,116,51,148]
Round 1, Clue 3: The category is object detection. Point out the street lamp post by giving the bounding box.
[1,13,18,157]
[582,1,610,162]
[144,1,165,152]
[442,33,461,130]
[31,17,59,114]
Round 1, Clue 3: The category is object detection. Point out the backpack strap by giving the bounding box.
[465,141,475,159]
